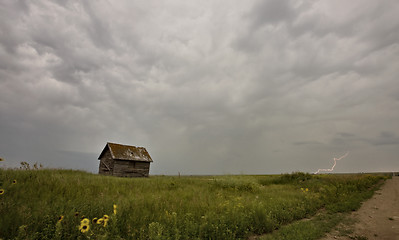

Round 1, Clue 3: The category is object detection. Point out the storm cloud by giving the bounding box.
[1,0,398,174]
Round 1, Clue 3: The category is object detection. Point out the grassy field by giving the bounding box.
[0,169,387,240]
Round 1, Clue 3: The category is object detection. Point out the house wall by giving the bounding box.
[113,160,150,177]
[99,148,114,175]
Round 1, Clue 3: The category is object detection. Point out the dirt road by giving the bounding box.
[323,176,399,240]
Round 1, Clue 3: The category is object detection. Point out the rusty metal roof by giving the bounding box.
[98,142,153,162]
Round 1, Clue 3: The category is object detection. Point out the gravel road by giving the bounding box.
[323,176,399,240]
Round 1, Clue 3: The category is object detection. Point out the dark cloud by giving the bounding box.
[369,132,399,146]
[337,132,355,138]
[293,141,323,146]
[1,0,398,174]
[248,0,296,28]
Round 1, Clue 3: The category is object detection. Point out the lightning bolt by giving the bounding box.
[314,152,349,174]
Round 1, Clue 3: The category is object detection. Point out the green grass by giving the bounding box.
[259,213,345,240]
[0,170,386,239]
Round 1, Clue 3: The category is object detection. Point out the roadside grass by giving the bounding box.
[0,169,387,239]
[256,174,386,240]
[259,213,345,240]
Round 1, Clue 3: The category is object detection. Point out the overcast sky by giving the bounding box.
[1,0,398,175]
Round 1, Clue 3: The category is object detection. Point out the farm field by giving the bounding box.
[0,169,388,240]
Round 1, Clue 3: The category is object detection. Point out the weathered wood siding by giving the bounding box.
[99,148,114,175]
[113,160,150,177]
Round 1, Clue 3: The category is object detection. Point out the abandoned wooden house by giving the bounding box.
[98,142,153,177]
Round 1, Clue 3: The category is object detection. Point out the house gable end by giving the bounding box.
[98,143,115,160]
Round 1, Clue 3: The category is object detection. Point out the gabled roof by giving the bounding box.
[98,142,153,162]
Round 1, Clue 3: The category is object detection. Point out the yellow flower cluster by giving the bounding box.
[300,187,309,192]
[76,214,110,234]
[96,214,110,227]
[55,204,117,234]
[79,218,90,233]
[77,204,117,233]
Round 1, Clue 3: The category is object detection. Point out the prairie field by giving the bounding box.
[0,169,387,240]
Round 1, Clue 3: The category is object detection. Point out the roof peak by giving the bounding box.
[107,142,142,147]
[98,142,153,162]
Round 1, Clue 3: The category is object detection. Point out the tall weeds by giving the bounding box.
[0,169,385,239]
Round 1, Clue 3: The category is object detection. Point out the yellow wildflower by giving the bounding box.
[58,215,64,223]
[0,189,4,195]
[81,218,90,225]
[97,218,104,224]
[12,180,17,184]
[79,223,90,233]
[113,204,117,215]
[305,188,309,192]
[103,215,109,227]
[92,218,98,224]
